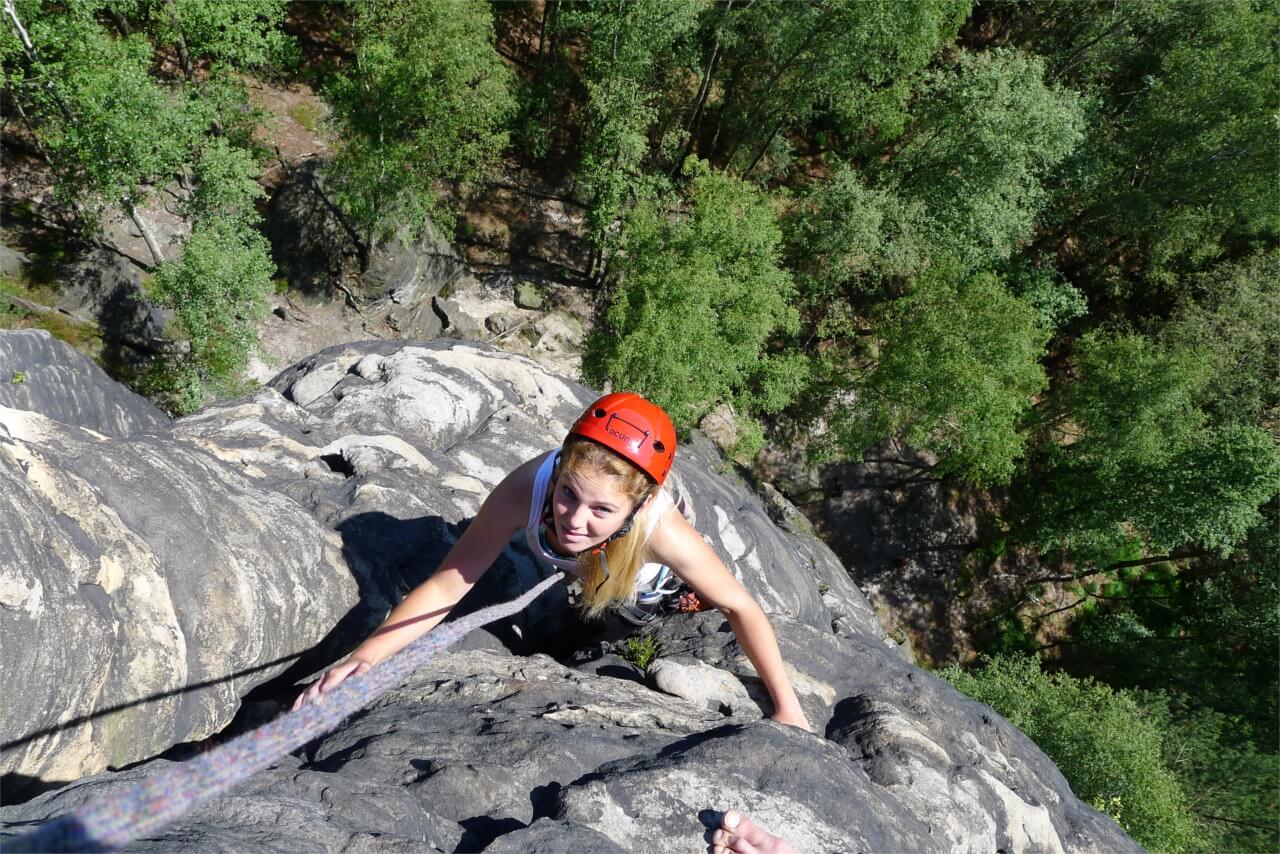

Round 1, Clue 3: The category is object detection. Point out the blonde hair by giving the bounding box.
[558,436,658,618]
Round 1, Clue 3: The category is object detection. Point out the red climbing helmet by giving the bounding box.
[569,392,677,484]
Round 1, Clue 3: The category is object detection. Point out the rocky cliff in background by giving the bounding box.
[0,329,1138,852]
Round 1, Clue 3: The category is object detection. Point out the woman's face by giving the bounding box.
[551,467,642,553]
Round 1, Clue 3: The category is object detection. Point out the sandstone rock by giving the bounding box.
[0,244,28,279]
[699,401,738,451]
[647,657,762,720]
[3,646,1136,852]
[484,309,525,336]
[530,309,584,353]
[0,330,168,438]
[0,337,1139,854]
[54,246,171,353]
[266,159,464,306]
[0,383,353,788]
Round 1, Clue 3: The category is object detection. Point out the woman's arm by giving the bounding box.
[647,513,812,732]
[294,457,537,708]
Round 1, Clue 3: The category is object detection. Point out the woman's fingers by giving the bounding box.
[291,659,370,711]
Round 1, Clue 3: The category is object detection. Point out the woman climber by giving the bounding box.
[295,392,811,731]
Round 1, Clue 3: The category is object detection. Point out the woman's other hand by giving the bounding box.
[771,704,813,733]
[292,658,373,711]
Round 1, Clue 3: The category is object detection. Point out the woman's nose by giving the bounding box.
[568,503,592,530]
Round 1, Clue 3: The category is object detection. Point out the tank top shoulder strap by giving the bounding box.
[642,490,676,540]
[527,449,560,531]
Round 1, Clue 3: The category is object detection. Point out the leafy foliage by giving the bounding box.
[701,0,971,175]
[884,49,1086,270]
[621,635,659,670]
[145,0,295,71]
[942,655,1200,852]
[584,163,804,447]
[564,0,702,247]
[147,218,273,413]
[185,137,266,223]
[324,0,514,253]
[1141,693,1279,854]
[819,264,1049,484]
[1161,252,1280,427]
[1018,331,1280,561]
[783,166,925,303]
[2,3,206,229]
[1001,0,1280,295]
[1068,512,1280,745]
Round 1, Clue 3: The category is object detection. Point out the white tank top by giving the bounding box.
[523,450,675,575]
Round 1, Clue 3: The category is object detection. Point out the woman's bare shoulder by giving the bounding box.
[646,505,702,562]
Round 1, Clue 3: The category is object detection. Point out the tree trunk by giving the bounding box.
[108,8,131,36]
[672,0,733,177]
[742,119,783,178]
[127,203,166,267]
[535,1,549,74]
[2,0,36,58]
[165,0,195,83]
[5,86,51,161]
[722,11,828,168]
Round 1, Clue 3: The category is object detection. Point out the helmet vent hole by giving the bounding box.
[594,408,606,418]
[652,441,665,453]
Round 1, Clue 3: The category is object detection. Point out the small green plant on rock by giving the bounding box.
[621,635,658,671]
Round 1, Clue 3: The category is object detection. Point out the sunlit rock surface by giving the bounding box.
[0,331,1138,852]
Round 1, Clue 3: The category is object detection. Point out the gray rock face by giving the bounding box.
[0,406,353,785]
[266,159,466,307]
[53,246,171,353]
[0,338,1139,853]
[3,647,1136,853]
[44,186,193,356]
[0,330,169,438]
[0,245,29,279]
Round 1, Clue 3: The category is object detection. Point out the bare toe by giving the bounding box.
[720,810,794,854]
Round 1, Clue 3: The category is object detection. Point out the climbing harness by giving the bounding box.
[7,572,566,853]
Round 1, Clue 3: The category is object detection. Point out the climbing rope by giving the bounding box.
[7,572,566,853]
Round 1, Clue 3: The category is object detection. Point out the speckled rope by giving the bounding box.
[8,572,565,853]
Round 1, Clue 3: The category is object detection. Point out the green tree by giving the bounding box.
[883,49,1086,271]
[1018,331,1280,563]
[811,263,1049,484]
[2,1,207,263]
[695,0,971,176]
[142,0,293,80]
[1066,513,1279,746]
[1147,695,1280,854]
[147,217,273,413]
[782,165,926,304]
[324,0,514,262]
[183,137,265,224]
[992,0,1279,299]
[942,655,1200,852]
[145,135,273,413]
[563,0,703,252]
[584,162,804,451]
[1161,252,1280,427]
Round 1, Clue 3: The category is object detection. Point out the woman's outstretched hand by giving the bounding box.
[292,657,373,711]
